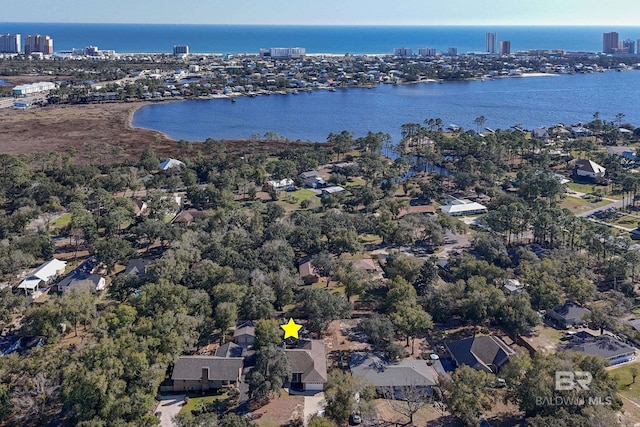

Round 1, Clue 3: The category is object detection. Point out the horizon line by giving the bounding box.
[2,21,640,27]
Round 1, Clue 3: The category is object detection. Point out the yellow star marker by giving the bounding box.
[281,318,303,339]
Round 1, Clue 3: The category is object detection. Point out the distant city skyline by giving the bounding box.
[2,0,640,25]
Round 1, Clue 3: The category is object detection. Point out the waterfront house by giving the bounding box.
[607,146,637,161]
[285,340,327,392]
[445,335,515,373]
[564,331,636,366]
[546,301,591,328]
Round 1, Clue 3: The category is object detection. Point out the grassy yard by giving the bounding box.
[567,182,598,194]
[559,196,610,214]
[180,391,232,415]
[609,362,640,420]
[277,188,320,211]
[610,214,640,229]
[343,177,365,188]
[50,213,71,229]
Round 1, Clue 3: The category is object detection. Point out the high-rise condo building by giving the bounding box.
[486,32,496,53]
[603,32,619,53]
[173,45,189,56]
[622,39,635,54]
[499,40,511,55]
[418,47,437,57]
[393,47,413,57]
[24,34,53,54]
[0,34,21,53]
[447,47,458,56]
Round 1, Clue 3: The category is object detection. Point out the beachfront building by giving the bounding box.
[499,41,511,55]
[173,45,189,57]
[393,47,413,58]
[486,32,496,54]
[12,82,56,96]
[603,32,619,53]
[24,34,53,55]
[0,33,21,53]
[447,47,458,56]
[260,47,306,59]
[418,47,437,57]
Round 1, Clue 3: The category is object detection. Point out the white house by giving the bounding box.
[574,159,606,179]
[440,199,487,216]
[159,158,185,171]
[17,259,67,295]
[265,178,294,192]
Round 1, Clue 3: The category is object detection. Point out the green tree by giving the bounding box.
[214,302,237,343]
[92,236,136,274]
[254,319,282,349]
[297,288,352,336]
[444,365,491,427]
[246,345,291,400]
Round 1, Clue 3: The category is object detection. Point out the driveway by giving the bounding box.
[155,394,185,427]
[303,392,325,426]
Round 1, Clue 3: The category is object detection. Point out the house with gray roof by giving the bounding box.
[214,342,244,358]
[349,353,437,395]
[169,356,243,392]
[546,301,591,328]
[123,258,153,277]
[285,340,327,391]
[233,321,256,348]
[564,331,636,366]
[445,335,515,373]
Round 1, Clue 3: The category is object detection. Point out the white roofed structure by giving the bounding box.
[440,199,487,216]
[159,158,185,170]
[17,259,67,293]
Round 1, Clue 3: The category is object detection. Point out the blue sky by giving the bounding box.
[3,0,640,25]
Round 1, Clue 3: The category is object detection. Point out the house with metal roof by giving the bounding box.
[440,199,487,216]
[17,259,67,295]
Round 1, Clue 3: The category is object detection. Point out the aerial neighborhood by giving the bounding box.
[2,35,640,427]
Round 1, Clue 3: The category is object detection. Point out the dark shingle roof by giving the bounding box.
[446,335,515,373]
[171,356,243,381]
[214,342,244,358]
[564,331,636,361]
[123,258,152,276]
[549,301,591,323]
[285,340,327,384]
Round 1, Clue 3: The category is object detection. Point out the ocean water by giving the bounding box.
[132,70,640,143]
[1,23,640,54]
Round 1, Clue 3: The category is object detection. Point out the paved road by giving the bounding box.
[574,198,623,218]
[154,394,185,427]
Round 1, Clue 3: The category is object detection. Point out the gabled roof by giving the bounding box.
[298,259,318,278]
[349,353,436,387]
[214,342,244,358]
[564,331,635,360]
[440,201,487,215]
[446,335,515,373]
[285,340,327,384]
[300,170,320,179]
[351,258,378,271]
[233,322,256,338]
[628,319,640,331]
[549,301,591,322]
[18,259,67,290]
[575,159,605,174]
[171,356,243,381]
[123,258,153,276]
[398,205,436,218]
[160,158,185,170]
